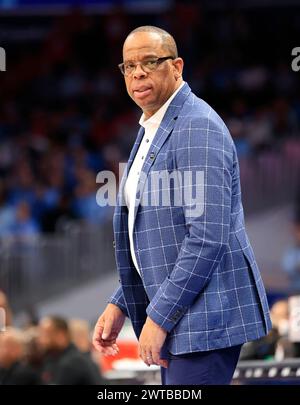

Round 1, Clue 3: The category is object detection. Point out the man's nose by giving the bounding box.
[133,64,147,79]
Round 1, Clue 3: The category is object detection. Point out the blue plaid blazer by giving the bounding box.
[110,83,272,355]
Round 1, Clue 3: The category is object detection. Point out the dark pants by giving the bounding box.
[161,344,242,385]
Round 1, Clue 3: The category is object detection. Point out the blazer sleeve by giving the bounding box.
[146,115,234,332]
[108,285,129,317]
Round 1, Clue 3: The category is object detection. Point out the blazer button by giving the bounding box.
[112,240,116,248]
[171,310,181,321]
[149,152,155,160]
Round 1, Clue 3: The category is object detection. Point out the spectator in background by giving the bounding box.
[0,291,12,327]
[9,202,40,241]
[69,318,93,354]
[271,300,289,338]
[282,218,300,293]
[23,327,45,378]
[69,318,104,382]
[271,299,297,360]
[239,299,289,361]
[0,328,41,385]
[38,316,102,385]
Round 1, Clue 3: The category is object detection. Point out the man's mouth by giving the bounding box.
[133,86,152,99]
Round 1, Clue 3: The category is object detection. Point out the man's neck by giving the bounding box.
[143,80,184,120]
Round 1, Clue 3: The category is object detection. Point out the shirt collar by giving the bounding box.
[139,81,185,129]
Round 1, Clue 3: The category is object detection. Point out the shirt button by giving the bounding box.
[141,156,144,160]
[146,139,149,143]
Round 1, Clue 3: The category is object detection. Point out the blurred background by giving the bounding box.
[0,0,300,385]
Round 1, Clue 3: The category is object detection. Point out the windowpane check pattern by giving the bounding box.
[110,83,272,355]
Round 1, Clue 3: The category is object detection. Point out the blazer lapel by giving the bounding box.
[132,83,191,224]
[127,126,145,173]
[116,125,145,208]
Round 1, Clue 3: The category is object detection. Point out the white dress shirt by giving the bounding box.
[124,82,185,274]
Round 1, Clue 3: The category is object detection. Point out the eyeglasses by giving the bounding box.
[118,56,175,76]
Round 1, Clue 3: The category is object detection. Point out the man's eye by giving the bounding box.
[144,60,157,67]
[125,63,135,70]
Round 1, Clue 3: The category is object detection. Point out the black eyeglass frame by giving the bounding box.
[118,56,176,76]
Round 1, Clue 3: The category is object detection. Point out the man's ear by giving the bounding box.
[174,58,184,79]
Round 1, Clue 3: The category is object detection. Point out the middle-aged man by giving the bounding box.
[93,26,272,385]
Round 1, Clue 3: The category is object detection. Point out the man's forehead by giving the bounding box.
[123,32,163,57]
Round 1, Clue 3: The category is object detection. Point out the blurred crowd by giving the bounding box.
[0,290,104,385]
[2,288,300,385]
[240,297,300,361]
[0,3,299,239]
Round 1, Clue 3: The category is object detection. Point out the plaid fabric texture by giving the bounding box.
[109,83,272,355]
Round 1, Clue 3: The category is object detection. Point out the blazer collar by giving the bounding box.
[128,82,191,173]
[117,82,191,213]
[132,82,191,222]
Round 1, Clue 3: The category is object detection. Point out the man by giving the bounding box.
[39,316,101,385]
[69,318,104,383]
[93,26,272,385]
[0,327,41,385]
